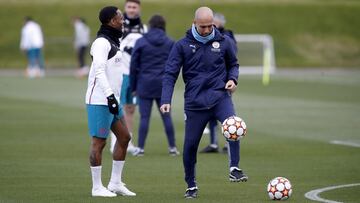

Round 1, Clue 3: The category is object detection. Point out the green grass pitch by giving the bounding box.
[0,70,359,202]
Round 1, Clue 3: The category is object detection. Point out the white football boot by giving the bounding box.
[127,140,138,155]
[108,182,136,196]
[92,186,117,197]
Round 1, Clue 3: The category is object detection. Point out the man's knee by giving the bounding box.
[184,140,198,151]
[123,133,131,143]
[91,137,106,150]
[140,113,151,121]
[116,132,131,144]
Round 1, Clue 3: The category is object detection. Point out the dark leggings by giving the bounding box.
[77,46,87,67]
[137,97,176,149]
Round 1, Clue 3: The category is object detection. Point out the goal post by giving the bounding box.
[234,34,276,85]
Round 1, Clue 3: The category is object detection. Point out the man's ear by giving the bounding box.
[109,18,115,26]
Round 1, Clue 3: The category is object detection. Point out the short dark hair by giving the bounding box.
[125,0,141,5]
[99,6,118,24]
[149,14,166,31]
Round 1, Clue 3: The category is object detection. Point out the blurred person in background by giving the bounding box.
[130,15,179,156]
[213,13,236,45]
[73,16,90,78]
[20,16,45,78]
[200,12,237,154]
[85,6,136,197]
[110,0,147,155]
[160,7,247,198]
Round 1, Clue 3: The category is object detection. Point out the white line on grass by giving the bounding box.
[330,140,360,148]
[304,183,360,203]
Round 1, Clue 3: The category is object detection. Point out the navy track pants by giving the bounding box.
[183,96,240,188]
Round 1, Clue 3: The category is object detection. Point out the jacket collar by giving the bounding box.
[186,27,224,44]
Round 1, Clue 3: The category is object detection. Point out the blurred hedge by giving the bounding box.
[0,0,359,68]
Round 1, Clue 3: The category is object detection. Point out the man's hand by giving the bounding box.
[160,104,171,114]
[107,94,119,115]
[225,80,237,93]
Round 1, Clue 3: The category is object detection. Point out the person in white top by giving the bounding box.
[109,0,147,155]
[73,16,90,78]
[20,16,45,78]
[85,6,135,197]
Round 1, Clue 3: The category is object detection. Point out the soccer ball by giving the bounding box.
[221,116,247,141]
[267,177,292,200]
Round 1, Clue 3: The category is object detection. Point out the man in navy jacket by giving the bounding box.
[160,7,248,199]
[130,15,179,156]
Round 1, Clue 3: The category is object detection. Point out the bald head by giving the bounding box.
[193,7,214,36]
[194,7,213,21]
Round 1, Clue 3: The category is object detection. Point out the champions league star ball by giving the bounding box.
[221,116,247,141]
[267,177,293,200]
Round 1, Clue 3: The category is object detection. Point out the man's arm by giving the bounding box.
[130,39,142,95]
[224,36,239,85]
[91,38,113,97]
[160,42,183,112]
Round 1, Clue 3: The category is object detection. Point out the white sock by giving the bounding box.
[110,132,116,153]
[128,132,135,148]
[90,166,103,190]
[109,160,125,185]
[230,166,239,172]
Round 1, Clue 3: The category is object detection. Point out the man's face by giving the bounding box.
[124,2,140,19]
[194,17,213,36]
[111,10,124,31]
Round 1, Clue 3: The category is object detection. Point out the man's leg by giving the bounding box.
[107,117,136,196]
[90,137,106,166]
[89,137,117,197]
[183,109,211,188]
[137,97,153,152]
[110,75,135,154]
[111,118,131,161]
[87,104,116,197]
[78,46,86,68]
[123,76,137,153]
[200,119,219,153]
[35,48,45,77]
[26,49,37,78]
[124,104,136,133]
[209,119,218,145]
[155,98,178,154]
[76,46,89,78]
[89,136,106,191]
[214,95,248,182]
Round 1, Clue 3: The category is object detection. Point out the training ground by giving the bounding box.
[0,68,359,202]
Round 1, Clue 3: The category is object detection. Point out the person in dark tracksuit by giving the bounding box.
[160,7,248,199]
[130,15,179,156]
[200,12,238,154]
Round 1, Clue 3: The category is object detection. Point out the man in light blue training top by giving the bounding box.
[85,6,135,197]
[160,6,248,199]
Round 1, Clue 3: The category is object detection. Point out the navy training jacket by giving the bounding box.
[161,28,239,110]
[130,28,175,98]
